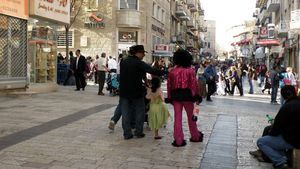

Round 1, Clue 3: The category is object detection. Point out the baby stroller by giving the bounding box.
[106,72,119,96]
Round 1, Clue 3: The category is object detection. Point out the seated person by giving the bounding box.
[251,85,300,169]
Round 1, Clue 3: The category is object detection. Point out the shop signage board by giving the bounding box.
[290,9,300,30]
[30,0,70,24]
[0,0,28,19]
[84,12,105,29]
[119,32,137,43]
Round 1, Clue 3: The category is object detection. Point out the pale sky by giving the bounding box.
[200,0,257,51]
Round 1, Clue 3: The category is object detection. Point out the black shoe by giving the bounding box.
[124,135,133,140]
[134,133,145,138]
[172,140,187,147]
[82,88,85,91]
[190,131,204,142]
[75,89,80,91]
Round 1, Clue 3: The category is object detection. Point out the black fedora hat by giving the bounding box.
[129,45,148,53]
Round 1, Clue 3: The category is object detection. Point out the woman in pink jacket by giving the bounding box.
[167,50,203,147]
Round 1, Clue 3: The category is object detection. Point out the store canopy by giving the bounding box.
[152,51,173,57]
[257,39,280,46]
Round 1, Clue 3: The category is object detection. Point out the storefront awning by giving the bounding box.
[152,52,173,57]
[257,39,280,46]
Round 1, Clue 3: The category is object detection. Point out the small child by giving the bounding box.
[146,77,169,139]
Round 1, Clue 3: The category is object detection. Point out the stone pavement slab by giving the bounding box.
[0,85,279,169]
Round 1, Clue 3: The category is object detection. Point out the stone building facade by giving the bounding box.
[57,0,171,63]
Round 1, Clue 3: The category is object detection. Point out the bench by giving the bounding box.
[293,149,300,169]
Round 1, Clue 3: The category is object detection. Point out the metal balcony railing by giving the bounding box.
[267,0,280,12]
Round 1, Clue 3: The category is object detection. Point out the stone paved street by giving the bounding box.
[0,84,280,169]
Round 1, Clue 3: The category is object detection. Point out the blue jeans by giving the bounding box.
[120,97,145,138]
[259,75,265,87]
[111,101,135,126]
[271,85,278,102]
[111,104,121,124]
[248,79,253,94]
[257,135,294,167]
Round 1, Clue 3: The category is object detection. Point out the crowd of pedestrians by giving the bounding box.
[60,46,299,146]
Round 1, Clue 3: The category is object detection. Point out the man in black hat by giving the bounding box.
[120,45,164,140]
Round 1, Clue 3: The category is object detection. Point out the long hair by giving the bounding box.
[151,77,161,93]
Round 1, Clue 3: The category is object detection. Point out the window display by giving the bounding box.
[28,26,57,83]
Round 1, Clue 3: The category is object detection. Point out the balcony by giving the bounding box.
[277,20,288,38]
[258,8,270,24]
[175,4,187,16]
[187,0,195,8]
[176,34,186,43]
[116,10,142,28]
[187,29,195,36]
[199,26,207,32]
[190,6,198,12]
[191,22,198,31]
[198,9,204,16]
[187,19,196,29]
[179,16,190,21]
[267,0,280,12]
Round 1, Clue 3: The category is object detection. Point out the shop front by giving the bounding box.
[0,0,29,91]
[27,0,70,89]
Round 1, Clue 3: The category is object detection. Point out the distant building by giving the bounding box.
[203,20,216,57]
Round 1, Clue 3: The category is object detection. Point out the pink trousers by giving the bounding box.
[173,101,200,145]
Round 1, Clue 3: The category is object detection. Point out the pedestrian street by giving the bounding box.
[0,84,280,169]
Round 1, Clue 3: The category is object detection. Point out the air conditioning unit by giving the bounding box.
[268,23,275,39]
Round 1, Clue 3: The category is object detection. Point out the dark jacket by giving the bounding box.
[269,96,300,148]
[72,55,86,73]
[119,55,164,99]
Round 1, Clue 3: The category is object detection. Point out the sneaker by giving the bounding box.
[274,164,290,169]
[108,121,115,130]
[249,150,262,157]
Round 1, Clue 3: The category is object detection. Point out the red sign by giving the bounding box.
[154,44,169,52]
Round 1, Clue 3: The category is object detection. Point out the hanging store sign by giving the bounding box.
[118,31,137,42]
[290,9,300,30]
[0,0,28,19]
[29,0,70,24]
[84,12,105,29]
[152,24,165,36]
[259,26,268,39]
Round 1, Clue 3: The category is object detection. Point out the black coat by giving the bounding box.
[72,55,86,73]
[119,55,164,99]
[269,96,300,148]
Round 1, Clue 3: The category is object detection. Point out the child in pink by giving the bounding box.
[167,50,203,147]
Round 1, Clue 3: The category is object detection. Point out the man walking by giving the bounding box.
[270,66,280,104]
[204,60,217,101]
[119,45,164,140]
[73,50,87,91]
[96,53,108,95]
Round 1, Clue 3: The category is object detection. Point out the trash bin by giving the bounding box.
[57,64,69,85]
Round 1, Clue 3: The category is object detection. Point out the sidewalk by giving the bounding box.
[0,85,280,169]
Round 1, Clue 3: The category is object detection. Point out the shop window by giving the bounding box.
[208,42,211,48]
[57,30,74,48]
[120,0,138,10]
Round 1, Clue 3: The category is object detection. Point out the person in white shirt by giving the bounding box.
[96,53,108,95]
[108,56,118,73]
